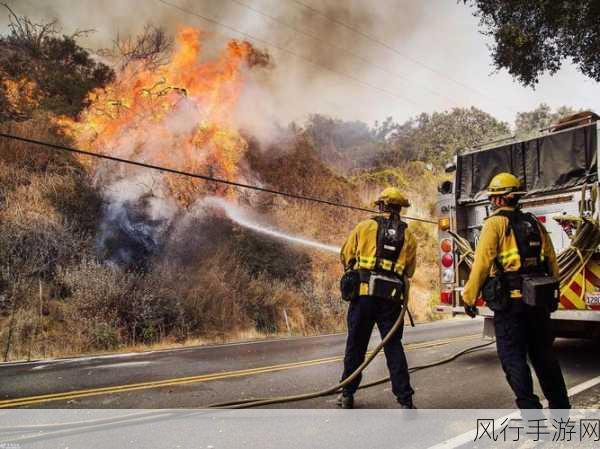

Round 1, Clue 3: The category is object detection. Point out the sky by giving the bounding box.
[3,0,600,128]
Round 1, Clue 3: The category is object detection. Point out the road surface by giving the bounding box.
[0,318,598,409]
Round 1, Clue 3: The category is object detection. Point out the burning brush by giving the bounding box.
[55,27,273,264]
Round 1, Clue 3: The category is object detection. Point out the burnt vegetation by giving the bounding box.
[99,24,173,72]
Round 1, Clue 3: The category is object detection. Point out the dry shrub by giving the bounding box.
[57,259,185,350]
[0,118,103,359]
[0,116,441,360]
[0,188,88,275]
[165,243,300,338]
[58,259,130,322]
[0,114,78,172]
[0,307,39,360]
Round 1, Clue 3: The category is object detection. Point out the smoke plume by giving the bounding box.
[2,0,429,123]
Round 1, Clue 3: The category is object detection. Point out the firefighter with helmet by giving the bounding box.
[338,187,417,409]
[462,172,570,409]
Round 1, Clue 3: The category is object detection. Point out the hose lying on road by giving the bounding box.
[0,338,497,445]
[0,338,496,439]
[208,339,495,408]
[356,339,494,391]
[207,295,412,409]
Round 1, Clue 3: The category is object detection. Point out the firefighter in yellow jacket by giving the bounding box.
[463,172,570,409]
[338,187,417,409]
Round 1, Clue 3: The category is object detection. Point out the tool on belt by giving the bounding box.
[340,215,407,303]
[482,209,559,312]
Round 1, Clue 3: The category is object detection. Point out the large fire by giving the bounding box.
[59,27,269,204]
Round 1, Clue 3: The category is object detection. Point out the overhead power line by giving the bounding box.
[229,0,456,107]
[0,132,437,224]
[155,0,418,107]
[289,0,519,114]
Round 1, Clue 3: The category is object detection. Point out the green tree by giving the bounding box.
[382,107,510,166]
[0,4,114,120]
[464,0,600,86]
[304,108,509,170]
[303,114,383,172]
[514,104,579,138]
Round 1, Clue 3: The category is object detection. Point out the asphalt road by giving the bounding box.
[0,317,598,409]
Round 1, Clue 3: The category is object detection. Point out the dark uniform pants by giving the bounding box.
[494,300,570,409]
[340,295,413,404]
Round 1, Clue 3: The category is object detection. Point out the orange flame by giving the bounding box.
[59,28,266,203]
[3,78,42,118]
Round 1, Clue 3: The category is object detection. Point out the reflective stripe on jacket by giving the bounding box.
[340,217,417,295]
[462,207,559,306]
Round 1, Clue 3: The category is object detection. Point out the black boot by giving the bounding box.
[398,398,416,409]
[336,394,354,409]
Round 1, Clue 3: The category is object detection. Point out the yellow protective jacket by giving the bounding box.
[340,217,417,296]
[462,207,559,306]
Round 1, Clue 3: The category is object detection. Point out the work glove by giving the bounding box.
[464,304,478,318]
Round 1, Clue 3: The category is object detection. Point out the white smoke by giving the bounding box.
[97,172,179,265]
[232,75,291,146]
[163,97,203,136]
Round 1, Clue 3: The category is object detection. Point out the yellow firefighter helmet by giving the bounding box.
[487,172,526,196]
[374,187,410,208]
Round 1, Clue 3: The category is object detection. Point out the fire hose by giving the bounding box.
[0,296,495,419]
[555,218,600,303]
[209,339,495,408]
[207,292,494,409]
[207,297,411,408]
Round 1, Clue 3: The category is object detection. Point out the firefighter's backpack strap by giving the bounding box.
[494,209,544,273]
[372,215,407,273]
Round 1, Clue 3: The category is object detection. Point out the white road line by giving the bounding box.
[426,374,600,449]
[89,361,155,370]
[565,374,600,397]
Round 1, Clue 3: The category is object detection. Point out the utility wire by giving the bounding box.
[229,0,457,108]
[0,132,438,224]
[290,0,519,114]
[155,0,418,107]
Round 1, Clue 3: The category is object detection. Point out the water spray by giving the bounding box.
[202,197,340,254]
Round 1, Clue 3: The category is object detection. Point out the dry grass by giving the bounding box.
[0,119,441,362]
